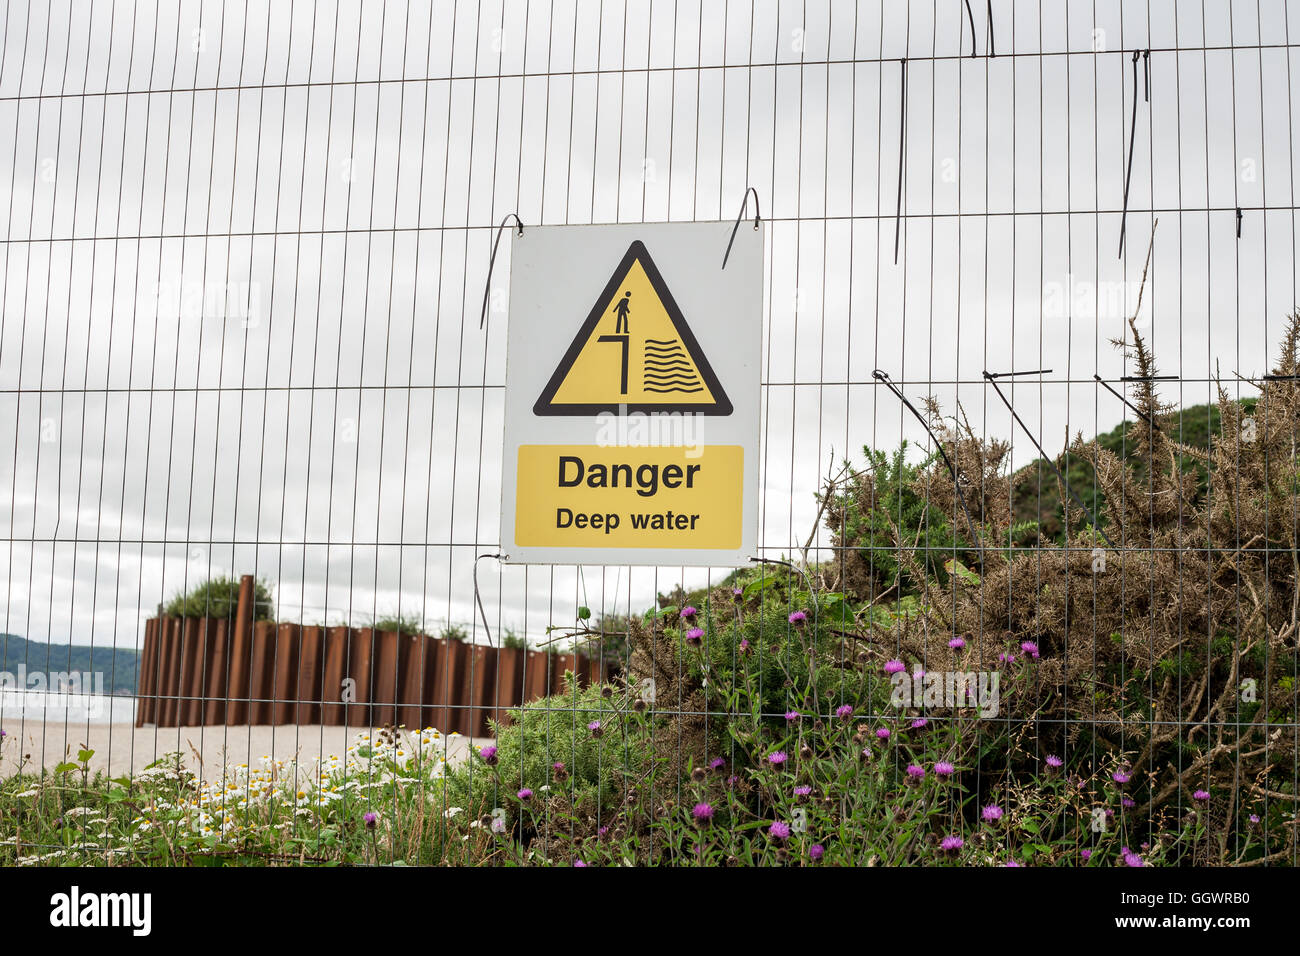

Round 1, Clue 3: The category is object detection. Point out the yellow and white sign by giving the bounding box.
[500,221,762,566]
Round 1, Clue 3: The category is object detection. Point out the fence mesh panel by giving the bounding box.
[1,0,1298,865]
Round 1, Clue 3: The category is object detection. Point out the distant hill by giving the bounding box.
[1010,400,1254,540]
[0,634,139,696]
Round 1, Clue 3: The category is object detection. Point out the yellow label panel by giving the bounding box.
[514,444,744,549]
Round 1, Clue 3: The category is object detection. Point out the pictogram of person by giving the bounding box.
[613,290,631,333]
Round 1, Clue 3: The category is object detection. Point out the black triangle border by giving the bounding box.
[532,239,733,416]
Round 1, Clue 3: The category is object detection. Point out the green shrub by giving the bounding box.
[823,441,1003,599]
[440,675,650,840]
[426,586,1246,865]
[845,317,1300,859]
[164,576,274,621]
[372,612,425,636]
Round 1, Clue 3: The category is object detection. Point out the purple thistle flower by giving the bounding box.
[784,710,801,723]
[588,720,603,738]
[788,610,808,626]
[517,788,533,801]
[1004,860,1022,867]
[1080,848,1092,861]
[883,659,905,675]
[479,744,498,765]
[1249,814,1260,824]
[933,761,955,777]
[1045,754,1063,769]
[363,811,378,830]
[680,606,698,621]
[905,764,926,784]
[835,704,853,720]
[982,805,1003,822]
[1123,849,1144,867]
[939,836,964,854]
[1112,770,1130,785]
[1020,641,1040,659]
[793,785,813,799]
[998,651,1016,664]
[912,667,926,679]
[739,638,751,655]
[709,756,726,772]
[685,627,704,646]
[948,636,966,649]
[875,728,891,741]
[859,747,871,761]
[910,717,929,730]
[809,844,824,862]
[768,820,791,841]
[597,826,609,838]
[767,750,788,766]
[692,802,714,822]
[574,859,588,867]
[732,587,744,601]
[1121,797,1136,809]
[1193,789,1210,802]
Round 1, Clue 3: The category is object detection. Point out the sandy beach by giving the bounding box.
[0,723,488,777]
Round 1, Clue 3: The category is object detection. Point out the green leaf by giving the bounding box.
[577,606,591,620]
[54,762,79,775]
[77,748,95,764]
[943,559,981,584]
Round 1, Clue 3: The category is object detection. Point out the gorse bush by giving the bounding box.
[823,442,980,597]
[828,316,1300,860]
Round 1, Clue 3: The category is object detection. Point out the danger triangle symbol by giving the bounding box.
[533,240,732,416]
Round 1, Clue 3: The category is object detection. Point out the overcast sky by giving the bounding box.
[1,0,1297,652]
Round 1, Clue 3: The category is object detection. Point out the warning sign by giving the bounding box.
[533,241,732,415]
[500,220,762,567]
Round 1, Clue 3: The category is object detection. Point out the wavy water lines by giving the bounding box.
[642,338,703,393]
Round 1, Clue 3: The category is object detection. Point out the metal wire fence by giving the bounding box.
[2,0,1299,865]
